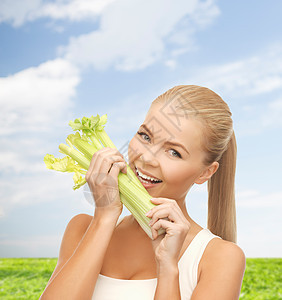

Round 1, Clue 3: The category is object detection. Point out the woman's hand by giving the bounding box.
[146,197,190,267]
[85,147,127,219]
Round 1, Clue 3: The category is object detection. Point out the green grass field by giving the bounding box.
[0,258,281,299]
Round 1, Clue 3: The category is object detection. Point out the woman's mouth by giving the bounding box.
[134,167,162,189]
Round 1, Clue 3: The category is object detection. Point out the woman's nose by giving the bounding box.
[139,148,159,167]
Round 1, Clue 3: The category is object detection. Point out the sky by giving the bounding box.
[0,0,281,258]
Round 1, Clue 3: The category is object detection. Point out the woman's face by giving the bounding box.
[128,102,208,202]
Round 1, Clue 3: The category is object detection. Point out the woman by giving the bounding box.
[40,85,246,299]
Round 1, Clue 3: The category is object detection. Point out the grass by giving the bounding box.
[0,258,281,299]
[239,258,282,300]
[0,258,57,300]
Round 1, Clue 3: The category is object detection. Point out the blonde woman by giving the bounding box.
[40,85,246,300]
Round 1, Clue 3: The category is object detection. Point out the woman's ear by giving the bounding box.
[194,162,219,184]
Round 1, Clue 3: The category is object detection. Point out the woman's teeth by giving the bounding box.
[136,167,162,184]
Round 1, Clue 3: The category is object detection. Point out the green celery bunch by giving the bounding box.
[44,114,164,239]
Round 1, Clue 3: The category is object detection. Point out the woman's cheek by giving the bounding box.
[128,137,141,163]
[165,163,198,185]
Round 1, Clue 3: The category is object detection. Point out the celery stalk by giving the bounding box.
[120,194,153,238]
[94,127,144,189]
[95,128,116,149]
[59,143,90,170]
[73,138,98,161]
[89,134,103,150]
[44,114,166,239]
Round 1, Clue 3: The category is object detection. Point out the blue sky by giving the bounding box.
[0,0,281,258]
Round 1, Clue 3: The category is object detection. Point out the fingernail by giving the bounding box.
[145,211,151,217]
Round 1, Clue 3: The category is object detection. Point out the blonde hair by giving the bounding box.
[152,85,237,243]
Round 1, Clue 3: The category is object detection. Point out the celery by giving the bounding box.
[44,114,165,239]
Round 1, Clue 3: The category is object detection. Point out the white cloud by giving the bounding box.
[0,136,54,175]
[182,44,282,136]
[0,0,41,27]
[0,234,61,247]
[236,189,282,208]
[31,0,117,22]
[0,170,80,219]
[0,151,43,174]
[186,44,282,97]
[0,0,116,27]
[190,0,220,28]
[0,58,81,217]
[262,98,282,129]
[1,0,220,71]
[238,227,282,258]
[0,173,73,206]
[164,59,177,69]
[0,58,80,135]
[232,96,282,137]
[0,234,62,257]
[235,188,282,257]
[62,0,220,71]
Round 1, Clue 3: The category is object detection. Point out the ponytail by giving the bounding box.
[207,131,237,243]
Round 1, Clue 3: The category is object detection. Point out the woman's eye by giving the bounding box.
[137,131,182,158]
[137,131,150,142]
[168,149,182,158]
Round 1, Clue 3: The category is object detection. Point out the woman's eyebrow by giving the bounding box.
[140,124,190,155]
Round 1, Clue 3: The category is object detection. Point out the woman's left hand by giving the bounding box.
[146,197,191,267]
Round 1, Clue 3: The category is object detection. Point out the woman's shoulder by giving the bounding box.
[205,237,245,261]
[199,236,246,281]
[58,214,93,259]
[67,212,93,230]
[45,214,94,285]
[68,213,93,227]
[192,238,246,298]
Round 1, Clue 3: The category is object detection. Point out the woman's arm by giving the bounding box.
[154,263,181,300]
[191,239,246,300]
[154,239,245,300]
[147,197,190,300]
[148,198,245,299]
[40,147,127,299]
[39,211,119,300]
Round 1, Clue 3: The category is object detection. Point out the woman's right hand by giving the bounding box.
[85,147,127,219]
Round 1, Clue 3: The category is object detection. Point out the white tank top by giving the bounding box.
[92,216,221,300]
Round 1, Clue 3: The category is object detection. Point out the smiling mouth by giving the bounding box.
[134,167,162,184]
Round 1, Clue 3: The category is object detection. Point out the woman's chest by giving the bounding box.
[100,229,157,280]
[100,221,204,282]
